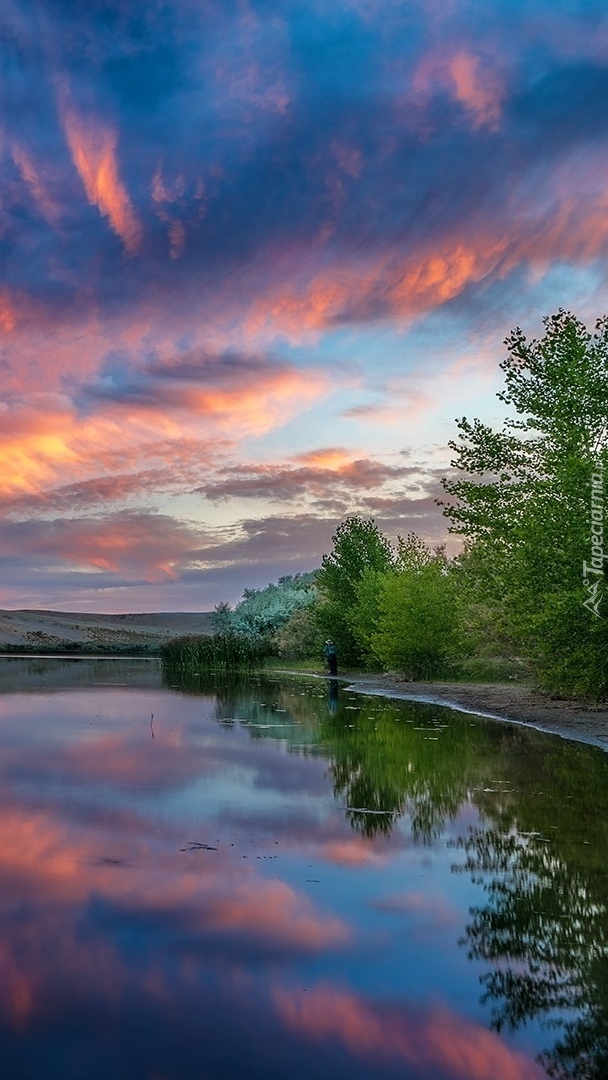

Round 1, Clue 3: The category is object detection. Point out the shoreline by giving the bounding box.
[341,675,608,753]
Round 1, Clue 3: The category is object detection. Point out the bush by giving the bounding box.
[212,574,317,648]
[276,606,323,660]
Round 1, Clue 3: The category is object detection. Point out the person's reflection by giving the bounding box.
[328,678,339,714]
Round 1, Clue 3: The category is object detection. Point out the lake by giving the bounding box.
[0,657,607,1080]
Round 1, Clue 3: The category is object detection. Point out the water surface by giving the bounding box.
[1,658,607,1079]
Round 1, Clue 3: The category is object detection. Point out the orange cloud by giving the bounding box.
[245,236,508,340]
[184,365,329,435]
[295,448,354,469]
[0,289,17,332]
[0,355,329,502]
[0,400,153,498]
[61,107,142,254]
[275,984,544,1080]
[50,514,199,581]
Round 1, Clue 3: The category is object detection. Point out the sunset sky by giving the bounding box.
[3,0,608,611]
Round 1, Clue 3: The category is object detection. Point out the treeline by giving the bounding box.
[161,574,319,671]
[163,311,608,698]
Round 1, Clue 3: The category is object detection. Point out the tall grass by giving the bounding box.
[160,631,270,672]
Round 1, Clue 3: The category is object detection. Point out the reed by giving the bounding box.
[160,631,270,672]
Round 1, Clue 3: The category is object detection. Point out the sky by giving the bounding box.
[2,0,608,612]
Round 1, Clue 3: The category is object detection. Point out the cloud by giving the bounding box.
[59,100,143,254]
[318,837,389,867]
[199,878,349,950]
[0,290,17,333]
[0,348,330,507]
[1,472,175,515]
[275,983,544,1080]
[198,450,418,504]
[369,889,459,929]
[411,46,505,130]
[76,350,330,435]
[0,843,349,1035]
[0,396,185,500]
[0,510,209,582]
[5,0,608,607]
[10,143,62,227]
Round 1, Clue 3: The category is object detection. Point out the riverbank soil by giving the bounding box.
[344,675,608,752]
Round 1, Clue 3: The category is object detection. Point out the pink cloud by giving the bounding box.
[318,837,389,866]
[411,47,504,130]
[59,99,143,254]
[370,889,459,928]
[10,143,62,227]
[0,800,351,1028]
[275,983,545,1080]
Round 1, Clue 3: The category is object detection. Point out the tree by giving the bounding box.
[212,574,318,651]
[315,517,395,666]
[441,310,608,697]
[370,541,464,678]
[276,605,322,660]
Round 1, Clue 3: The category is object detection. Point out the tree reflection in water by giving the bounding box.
[164,668,608,1077]
[454,827,608,1079]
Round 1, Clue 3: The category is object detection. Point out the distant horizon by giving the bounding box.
[0,606,215,615]
[3,1,607,609]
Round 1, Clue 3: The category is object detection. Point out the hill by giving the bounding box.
[0,610,214,654]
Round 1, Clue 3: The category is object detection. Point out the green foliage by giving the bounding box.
[371,560,464,679]
[160,631,270,672]
[348,569,387,667]
[441,310,608,697]
[276,604,323,660]
[211,573,318,651]
[316,516,395,665]
[344,534,468,678]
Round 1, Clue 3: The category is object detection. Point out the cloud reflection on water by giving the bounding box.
[0,660,555,1079]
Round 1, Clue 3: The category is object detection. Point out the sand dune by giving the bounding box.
[0,609,214,654]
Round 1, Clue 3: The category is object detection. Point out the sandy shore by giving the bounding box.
[343,674,608,753]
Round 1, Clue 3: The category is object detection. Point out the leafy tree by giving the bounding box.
[315,517,395,666]
[348,534,466,675]
[276,605,322,660]
[212,601,233,633]
[212,573,318,651]
[441,310,608,697]
[348,568,387,668]
[371,550,464,678]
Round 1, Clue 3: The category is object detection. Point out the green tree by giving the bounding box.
[349,534,465,676]
[441,310,608,697]
[371,552,463,679]
[212,573,318,652]
[348,568,387,667]
[276,605,322,660]
[315,517,395,666]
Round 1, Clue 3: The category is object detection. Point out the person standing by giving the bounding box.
[324,639,338,676]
